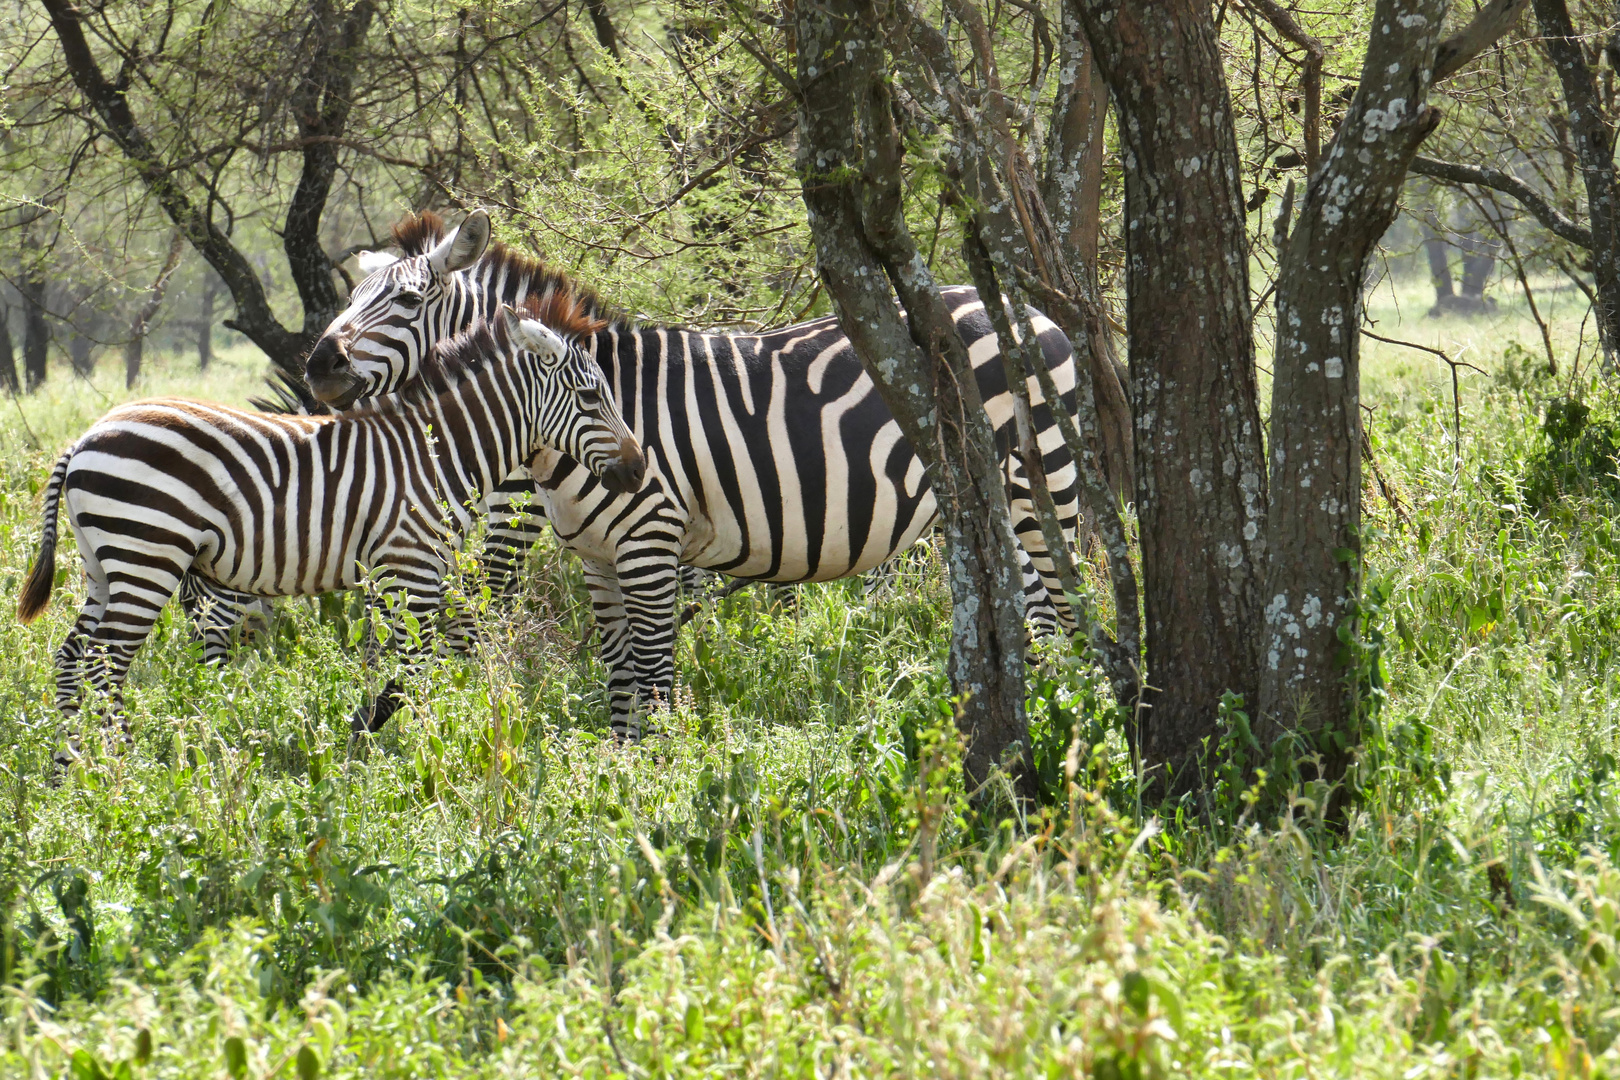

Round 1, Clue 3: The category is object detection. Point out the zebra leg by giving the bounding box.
[480,473,545,597]
[1005,452,1083,638]
[862,556,904,602]
[614,547,682,742]
[65,570,181,763]
[177,575,261,664]
[352,579,443,735]
[51,579,107,771]
[581,557,640,740]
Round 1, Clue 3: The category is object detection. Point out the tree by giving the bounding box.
[792,0,1036,797]
[1255,0,1525,786]
[1074,0,1269,792]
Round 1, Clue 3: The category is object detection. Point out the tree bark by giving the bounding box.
[124,232,186,388]
[898,3,1142,717]
[1257,0,1449,779]
[198,274,218,371]
[794,0,1034,799]
[68,332,94,377]
[1423,223,1456,308]
[20,274,47,392]
[284,0,377,341]
[1074,0,1268,792]
[1532,0,1620,364]
[1042,3,1134,499]
[0,307,18,395]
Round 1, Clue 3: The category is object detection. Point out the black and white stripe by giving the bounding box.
[17,311,642,762]
[304,212,1084,740]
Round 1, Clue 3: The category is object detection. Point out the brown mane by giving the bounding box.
[387,209,613,343]
[345,295,582,418]
[390,210,447,256]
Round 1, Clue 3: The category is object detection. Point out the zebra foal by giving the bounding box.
[16,306,642,763]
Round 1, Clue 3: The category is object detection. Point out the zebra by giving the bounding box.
[302,210,1085,741]
[16,306,643,764]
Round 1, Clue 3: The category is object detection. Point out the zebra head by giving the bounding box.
[497,307,645,495]
[305,211,493,408]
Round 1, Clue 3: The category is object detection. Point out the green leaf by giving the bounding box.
[296,1044,322,1080]
[134,1028,152,1065]
[223,1036,247,1079]
[1122,970,1151,1015]
[684,1002,706,1042]
[71,1049,108,1080]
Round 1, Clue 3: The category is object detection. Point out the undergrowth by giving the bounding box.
[5,341,1620,1076]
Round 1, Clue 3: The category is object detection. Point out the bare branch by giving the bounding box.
[1434,0,1530,82]
[1409,154,1593,247]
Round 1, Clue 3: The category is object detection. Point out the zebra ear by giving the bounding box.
[515,318,568,367]
[428,210,491,275]
[355,250,400,276]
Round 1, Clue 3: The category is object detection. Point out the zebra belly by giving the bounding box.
[532,453,938,584]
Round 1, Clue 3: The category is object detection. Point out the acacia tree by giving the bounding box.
[1073,0,1270,792]
[793,0,1036,796]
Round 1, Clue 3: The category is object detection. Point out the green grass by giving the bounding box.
[6,303,1620,1077]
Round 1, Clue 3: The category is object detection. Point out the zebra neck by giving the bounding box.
[402,357,541,506]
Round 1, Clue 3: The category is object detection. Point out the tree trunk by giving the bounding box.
[1257,0,1449,783]
[1042,3,1134,499]
[1533,0,1620,364]
[1074,0,1268,793]
[0,307,18,394]
[1423,223,1456,312]
[21,275,47,392]
[197,274,217,371]
[41,0,376,379]
[125,232,186,388]
[68,332,94,377]
[898,4,1142,716]
[794,0,1034,800]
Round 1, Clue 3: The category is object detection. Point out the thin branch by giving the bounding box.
[1410,155,1592,248]
[1237,0,1323,170]
[1361,329,1485,473]
[1433,0,1531,82]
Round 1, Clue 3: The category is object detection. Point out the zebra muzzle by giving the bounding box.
[305,334,365,407]
[599,437,646,495]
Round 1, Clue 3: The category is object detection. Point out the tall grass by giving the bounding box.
[5,318,1620,1077]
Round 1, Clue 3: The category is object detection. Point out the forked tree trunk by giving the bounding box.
[124,232,186,388]
[897,3,1141,716]
[794,0,1034,800]
[1258,0,1449,782]
[1074,0,1268,792]
[1423,223,1456,310]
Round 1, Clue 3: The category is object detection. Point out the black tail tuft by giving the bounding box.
[18,448,73,624]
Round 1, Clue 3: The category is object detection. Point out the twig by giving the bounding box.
[1360,329,1485,476]
[1359,403,1411,527]
[1465,189,1556,374]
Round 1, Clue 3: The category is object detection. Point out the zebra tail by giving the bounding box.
[18,447,73,624]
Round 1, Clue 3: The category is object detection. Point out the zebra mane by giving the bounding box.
[343,295,554,417]
[389,210,613,341]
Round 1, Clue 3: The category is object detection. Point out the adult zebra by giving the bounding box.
[305,210,1085,740]
[18,308,642,761]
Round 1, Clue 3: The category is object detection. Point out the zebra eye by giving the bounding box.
[577,386,601,407]
[398,290,424,306]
